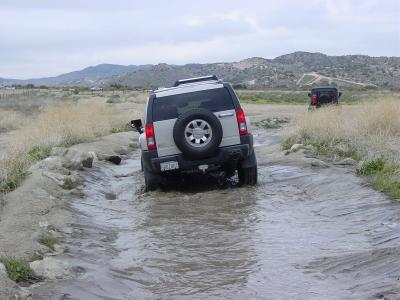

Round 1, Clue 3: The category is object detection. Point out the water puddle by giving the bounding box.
[32,149,400,299]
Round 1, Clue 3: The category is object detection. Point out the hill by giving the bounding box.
[0,64,151,87]
[113,52,399,89]
[1,52,399,89]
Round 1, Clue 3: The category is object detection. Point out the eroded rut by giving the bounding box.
[32,133,400,300]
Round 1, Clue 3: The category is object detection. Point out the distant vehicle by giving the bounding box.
[90,86,103,91]
[131,75,257,191]
[308,86,342,109]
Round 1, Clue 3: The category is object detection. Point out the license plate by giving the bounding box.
[160,161,179,172]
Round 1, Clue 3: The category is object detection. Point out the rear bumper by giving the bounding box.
[309,102,339,110]
[143,134,253,173]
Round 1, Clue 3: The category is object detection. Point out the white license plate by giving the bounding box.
[160,161,179,172]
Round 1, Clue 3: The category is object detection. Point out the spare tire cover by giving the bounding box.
[173,108,223,159]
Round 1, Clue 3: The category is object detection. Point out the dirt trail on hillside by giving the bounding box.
[30,129,400,300]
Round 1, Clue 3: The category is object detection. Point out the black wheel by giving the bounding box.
[173,108,223,159]
[238,165,258,186]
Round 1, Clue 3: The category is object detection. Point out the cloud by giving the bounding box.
[0,0,399,78]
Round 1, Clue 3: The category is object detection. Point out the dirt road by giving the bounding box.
[30,127,400,300]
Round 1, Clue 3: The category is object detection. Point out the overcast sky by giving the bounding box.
[1,0,399,79]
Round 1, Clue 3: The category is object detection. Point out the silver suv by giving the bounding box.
[131,75,257,191]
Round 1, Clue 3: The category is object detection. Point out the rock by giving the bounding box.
[311,159,330,168]
[88,151,98,163]
[115,146,129,155]
[107,155,122,165]
[39,221,50,228]
[51,148,94,170]
[29,257,71,280]
[53,244,64,254]
[303,144,315,151]
[31,231,48,240]
[42,171,67,185]
[97,153,122,165]
[0,262,6,275]
[39,157,70,175]
[81,156,93,168]
[50,147,68,157]
[104,192,117,200]
[290,143,303,153]
[64,149,93,169]
[42,171,80,189]
[334,158,357,166]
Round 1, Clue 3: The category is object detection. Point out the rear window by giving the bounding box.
[152,88,234,121]
[315,90,337,99]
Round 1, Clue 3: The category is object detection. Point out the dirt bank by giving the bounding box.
[0,131,138,299]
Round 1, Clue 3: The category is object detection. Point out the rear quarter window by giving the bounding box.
[152,88,234,122]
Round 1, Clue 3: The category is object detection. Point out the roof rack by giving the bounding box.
[173,75,219,87]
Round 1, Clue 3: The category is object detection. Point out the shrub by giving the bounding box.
[357,158,385,175]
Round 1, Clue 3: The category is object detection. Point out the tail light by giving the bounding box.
[235,108,248,135]
[311,94,318,105]
[145,123,157,150]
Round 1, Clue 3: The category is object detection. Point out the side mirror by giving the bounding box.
[131,119,143,133]
[307,92,311,97]
[339,92,342,98]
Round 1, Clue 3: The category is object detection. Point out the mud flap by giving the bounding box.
[240,151,257,169]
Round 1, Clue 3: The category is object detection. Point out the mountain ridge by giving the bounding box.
[1,52,399,89]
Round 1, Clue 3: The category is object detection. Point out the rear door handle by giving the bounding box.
[218,112,234,118]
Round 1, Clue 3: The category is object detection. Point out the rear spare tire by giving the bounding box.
[173,108,223,159]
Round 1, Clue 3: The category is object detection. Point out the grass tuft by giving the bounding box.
[357,158,386,175]
[281,136,301,150]
[61,178,75,190]
[0,257,34,282]
[38,236,58,251]
[0,170,31,193]
[28,147,51,162]
[254,117,289,129]
[372,163,400,199]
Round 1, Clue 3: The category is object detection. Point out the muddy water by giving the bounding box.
[33,136,400,299]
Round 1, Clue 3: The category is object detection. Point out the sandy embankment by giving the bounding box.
[0,131,138,299]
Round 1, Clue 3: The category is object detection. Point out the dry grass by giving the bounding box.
[0,110,24,131]
[0,102,138,192]
[285,97,400,198]
[287,98,400,161]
